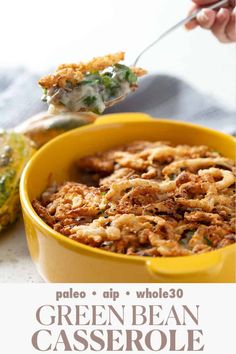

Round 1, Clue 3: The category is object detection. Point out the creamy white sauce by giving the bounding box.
[47,78,133,113]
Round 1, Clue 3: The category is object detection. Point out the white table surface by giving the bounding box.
[0,0,235,282]
[0,221,43,282]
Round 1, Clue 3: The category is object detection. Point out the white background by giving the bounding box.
[0,0,235,109]
[0,284,235,353]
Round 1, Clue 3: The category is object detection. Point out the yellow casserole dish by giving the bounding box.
[20,113,236,283]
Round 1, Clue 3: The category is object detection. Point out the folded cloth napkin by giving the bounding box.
[0,68,235,135]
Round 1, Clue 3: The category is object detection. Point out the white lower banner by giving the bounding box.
[0,284,235,353]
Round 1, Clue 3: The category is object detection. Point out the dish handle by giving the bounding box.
[146,252,223,280]
[94,113,153,125]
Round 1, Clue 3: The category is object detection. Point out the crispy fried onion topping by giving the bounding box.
[33,141,236,257]
[39,52,147,89]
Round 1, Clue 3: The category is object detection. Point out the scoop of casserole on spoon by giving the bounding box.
[39,52,147,115]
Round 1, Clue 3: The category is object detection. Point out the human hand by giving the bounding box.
[185,0,236,43]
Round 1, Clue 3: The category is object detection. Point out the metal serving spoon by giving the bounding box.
[133,0,229,67]
[107,0,230,107]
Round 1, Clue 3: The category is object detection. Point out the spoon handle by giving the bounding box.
[133,0,229,67]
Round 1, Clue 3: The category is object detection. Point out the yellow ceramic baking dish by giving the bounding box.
[20,113,236,283]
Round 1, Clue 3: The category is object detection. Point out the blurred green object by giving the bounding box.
[0,111,96,232]
[15,111,97,148]
[0,131,35,232]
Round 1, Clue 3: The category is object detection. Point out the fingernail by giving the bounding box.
[198,9,210,22]
[217,8,228,22]
[185,21,196,31]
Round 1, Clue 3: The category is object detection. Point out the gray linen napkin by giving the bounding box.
[0,68,235,134]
